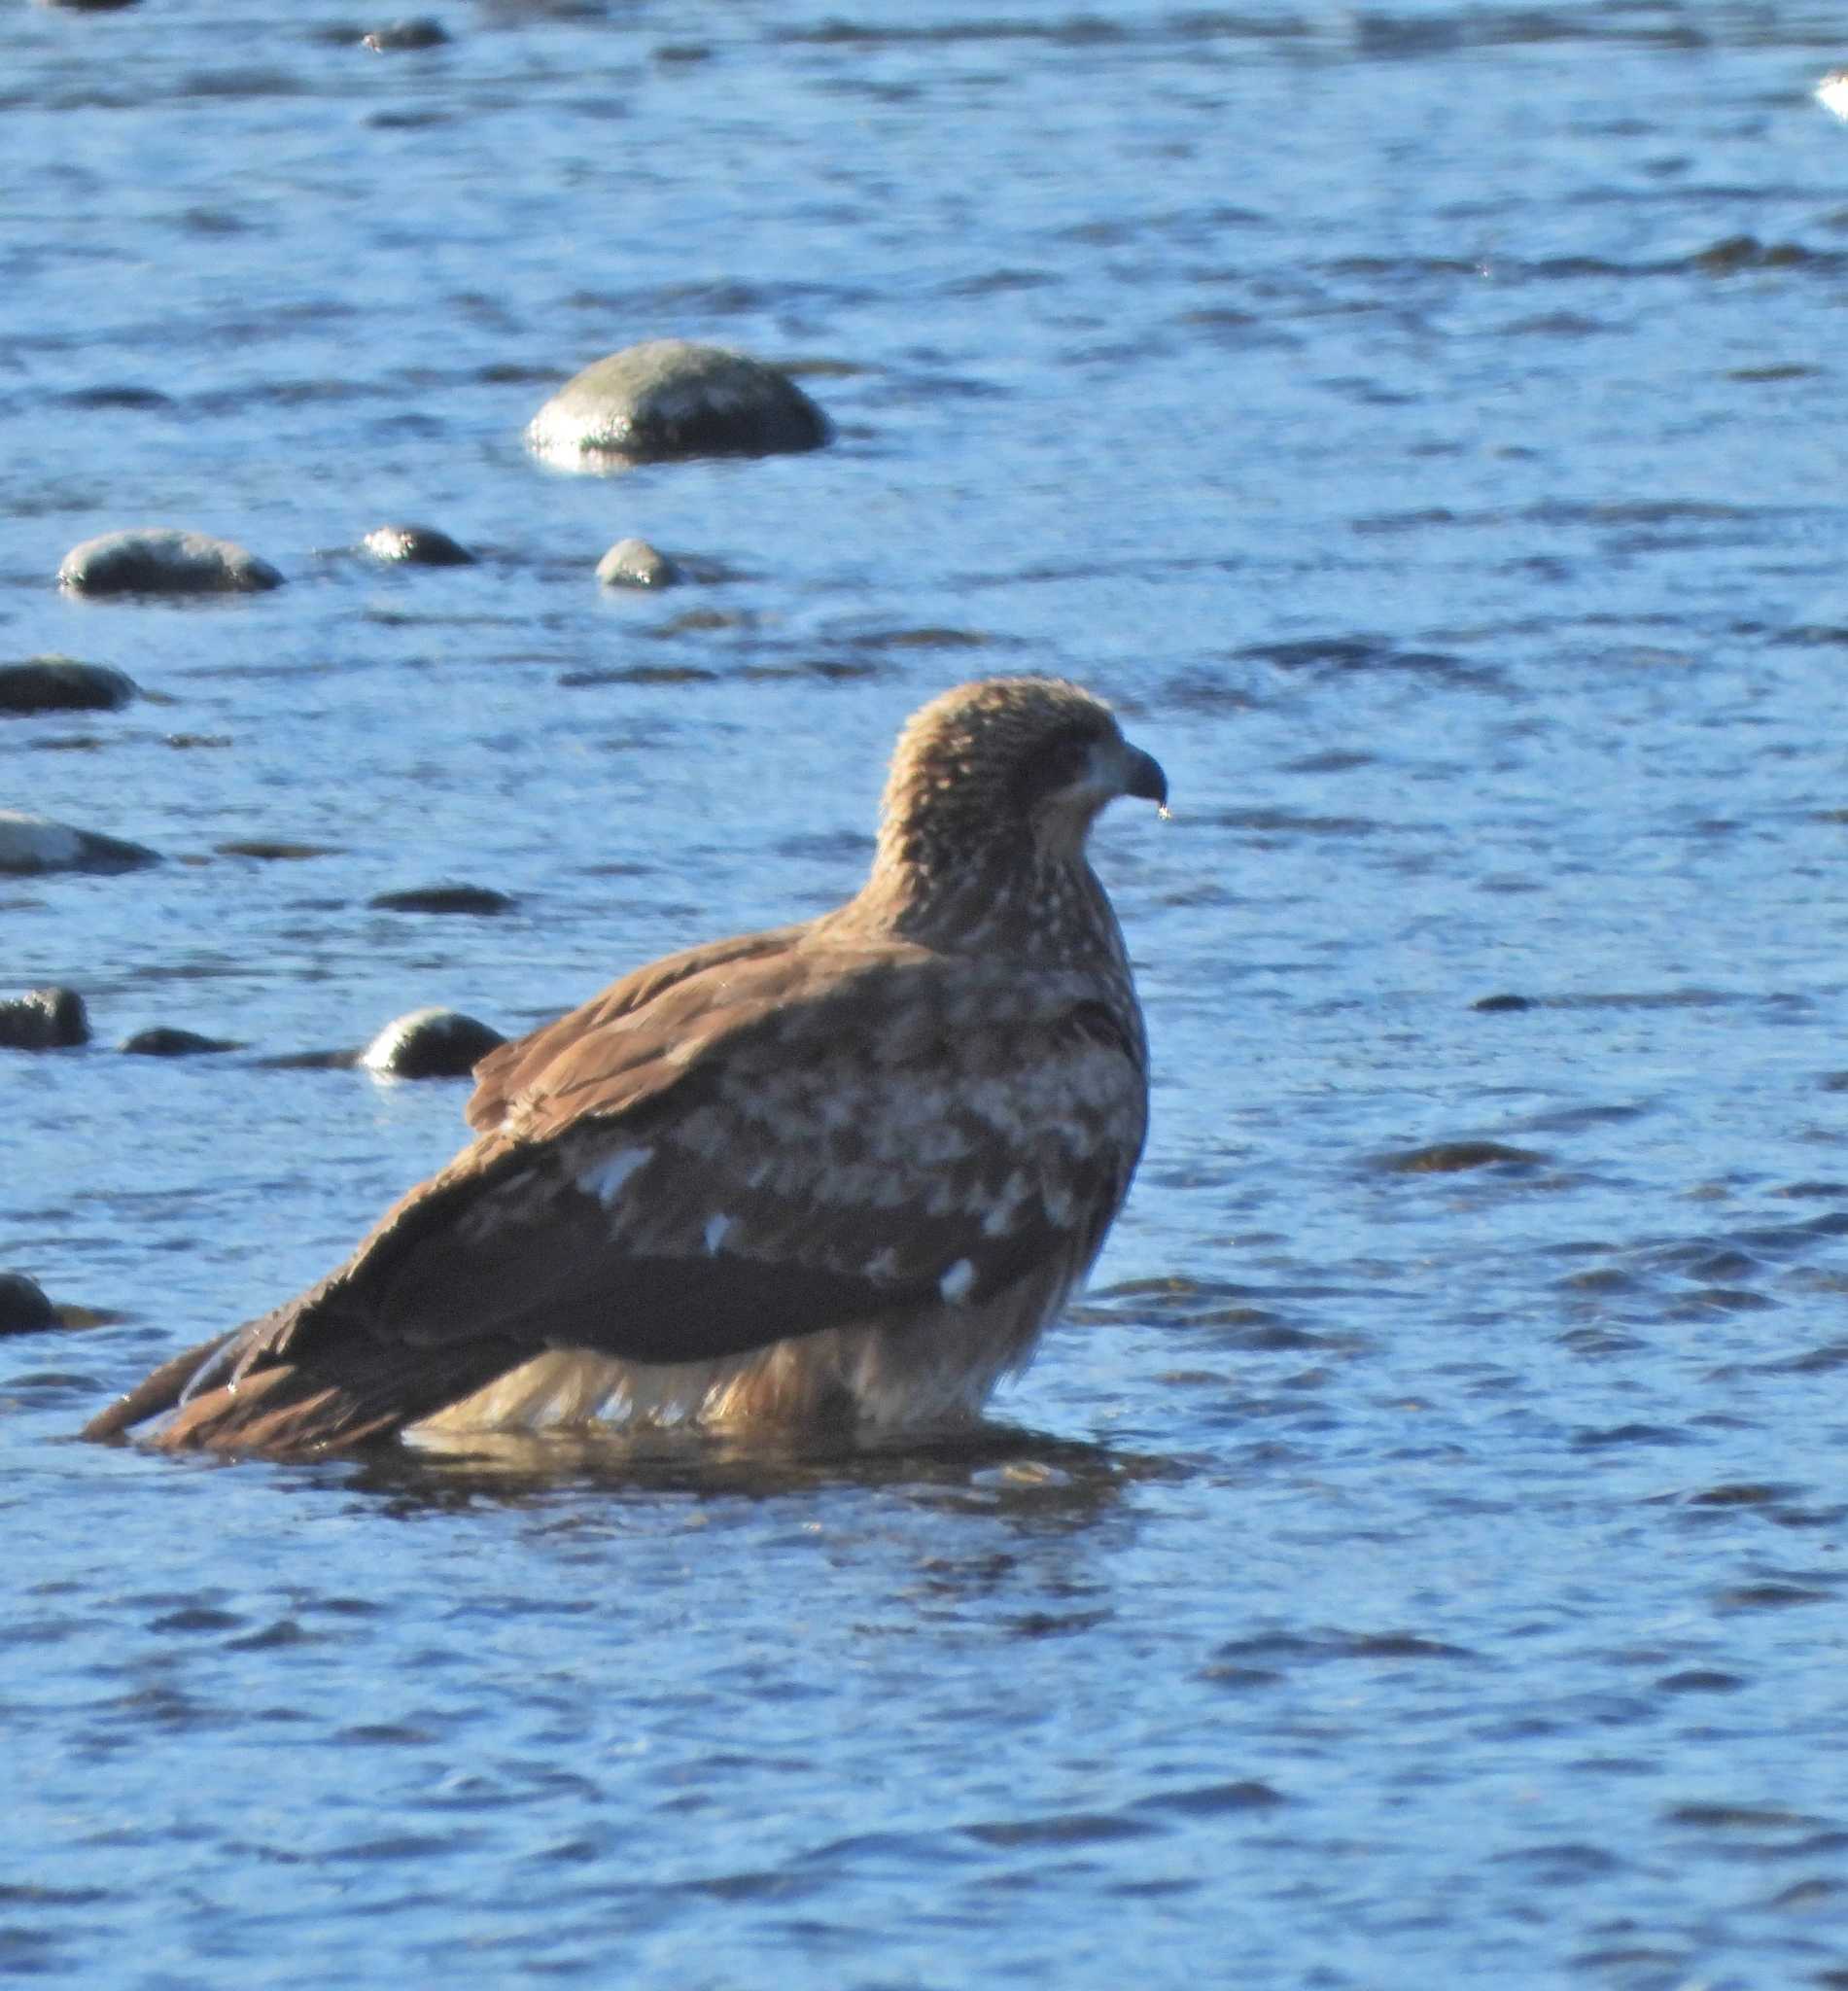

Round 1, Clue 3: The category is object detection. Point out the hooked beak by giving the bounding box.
[1121,743,1168,812]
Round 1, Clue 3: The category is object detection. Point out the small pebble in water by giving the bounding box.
[596,537,680,589]
[361,17,448,51]
[119,1026,239,1057]
[360,524,474,565]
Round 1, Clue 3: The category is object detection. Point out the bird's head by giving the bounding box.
[880,677,1168,872]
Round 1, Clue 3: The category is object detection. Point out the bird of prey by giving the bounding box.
[84,676,1166,1456]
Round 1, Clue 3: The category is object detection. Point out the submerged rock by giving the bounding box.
[1375,1139,1546,1174]
[120,1026,239,1057]
[360,1006,506,1080]
[361,523,475,566]
[369,885,515,916]
[362,17,448,49]
[58,528,284,597]
[527,339,831,468]
[0,656,138,715]
[0,1274,57,1336]
[0,987,89,1050]
[0,812,159,874]
[596,537,680,589]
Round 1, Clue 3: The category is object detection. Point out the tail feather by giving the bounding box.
[82,1304,523,1456]
[81,1329,240,1443]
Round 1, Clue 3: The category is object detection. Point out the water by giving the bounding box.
[6,2,1848,1984]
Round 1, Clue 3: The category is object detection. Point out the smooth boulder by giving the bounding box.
[58,528,284,597]
[120,1026,239,1057]
[527,339,830,467]
[0,812,159,875]
[0,1274,57,1336]
[361,523,474,566]
[0,656,137,714]
[0,987,89,1050]
[360,1007,506,1080]
[596,537,680,589]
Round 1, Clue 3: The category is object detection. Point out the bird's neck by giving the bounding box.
[834,841,1132,977]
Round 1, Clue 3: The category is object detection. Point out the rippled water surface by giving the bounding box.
[8,3,1848,1985]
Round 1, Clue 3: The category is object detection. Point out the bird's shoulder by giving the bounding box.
[465,920,808,1134]
[466,916,1143,1149]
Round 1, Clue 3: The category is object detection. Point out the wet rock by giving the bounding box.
[362,17,449,49]
[0,656,138,714]
[254,1048,360,1072]
[0,987,89,1050]
[527,339,831,467]
[216,839,340,861]
[120,1026,239,1057]
[0,1274,58,1336]
[58,528,284,597]
[1472,993,1534,1014]
[596,537,680,589]
[0,811,159,874]
[361,523,474,565]
[360,1007,506,1080]
[1375,1139,1546,1174]
[368,885,515,916]
[1692,234,1810,275]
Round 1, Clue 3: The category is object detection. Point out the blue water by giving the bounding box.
[7,3,1848,1985]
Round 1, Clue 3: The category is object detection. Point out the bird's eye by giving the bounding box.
[1007,721,1108,816]
[1038,730,1096,789]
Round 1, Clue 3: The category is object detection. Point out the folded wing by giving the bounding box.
[86,935,1147,1451]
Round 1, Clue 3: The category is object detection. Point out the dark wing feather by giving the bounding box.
[99,937,1147,1451]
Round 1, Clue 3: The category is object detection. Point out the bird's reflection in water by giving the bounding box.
[331,1417,1187,1527]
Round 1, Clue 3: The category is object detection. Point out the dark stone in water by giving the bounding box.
[0,811,160,874]
[120,1026,239,1057]
[0,656,138,714]
[1473,993,1534,1013]
[361,523,474,565]
[1692,234,1812,275]
[0,1274,57,1335]
[216,839,341,861]
[596,537,680,588]
[0,988,89,1050]
[362,17,449,49]
[58,528,284,597]
[528,339,831,467]
[1376,1139,1546,1174]
[368,885,515,916]
[361,1007,506,1079]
